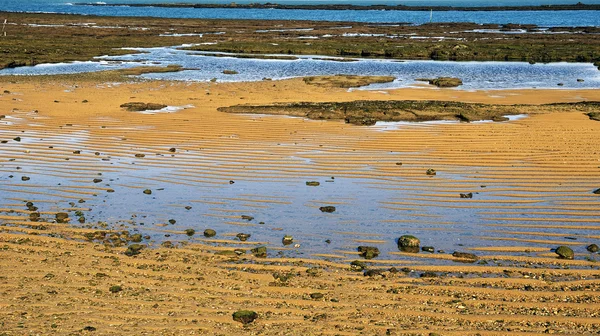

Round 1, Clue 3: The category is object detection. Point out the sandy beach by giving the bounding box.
[1,75,599,334]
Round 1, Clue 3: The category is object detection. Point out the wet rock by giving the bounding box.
[229,180,235,184]
[21,176,30,181]
[452,251,479,261]
[55,212,69,223]
[593,188,600,194]
[319,206,336,213]
[309,292,324,300]
[420,271,438,278]
[168,147,176,153]
[364,269,385,277]
[184,229,195,236]
[398,235,420,250]
[428,77,462,87]
[222,69,239,75]
[13,136,21,142]
[557,83,564,86]
[282,235,294,245]
[350,260,366,271]
[241,215,254,221]
[426,168,436,175]
[577,78,585,82]
[203,229,217,237]
[93,178,102,183]
[125,244,145,256]
[232,310,258,324]
[236,233,251,241]
[109,285,122,293]
[306,181,320,186]
[134,154,145,158]
[325,239,331,244]
[185,206,192,210]
[357,246,380,259]
[83,326,96,331]
[161,241,174,248]
[586,244,599,253]
[460,192,473,198]
[143,189,152,195]
[422,246,435,253]
[120,102,167,112]
[555,246,574,259]
[251,246,267,258]
[130,233,143,242]
[168,219,176,224]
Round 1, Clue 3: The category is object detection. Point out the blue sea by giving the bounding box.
[1,0,600,26]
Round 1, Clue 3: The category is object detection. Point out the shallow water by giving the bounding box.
[2,46,599,91]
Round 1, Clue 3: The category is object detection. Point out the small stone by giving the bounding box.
[143,189,152,195]
[161,241,174,248]
[555,246,574,259]
[357,246,380,259]
[319,206,336,213]
[184,229,195,236]
[55,212,69,223]
[125,244,145,256]
[426,168,436,175]
[168,148,176,153]
[93,178,102,183]
[364,269,385,277]
[236,233,251,241]
[21,176,30,181]
[83,326,96,331]
[577,78,584,82]
[306,181,320,186]
[203,229,217,237]
[422,246,435,253]
[282,235,294,245]
[309,292,324,300]
[241,215,254,221]
[350,260,366,271]
[168,219,176,224]
[13,136,21,142]
[586,244,599,253]
[460,192,473,198]
[135,154,145,158]
[109,285,122,293]
[251,246,267,258]
[452,251,479,261]
[232,310,258,324]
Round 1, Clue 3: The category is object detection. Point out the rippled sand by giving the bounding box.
[1,78,599,334]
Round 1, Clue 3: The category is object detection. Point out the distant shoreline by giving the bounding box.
[75,2,600,11]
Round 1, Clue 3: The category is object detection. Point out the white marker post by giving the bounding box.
[2,19,6,37]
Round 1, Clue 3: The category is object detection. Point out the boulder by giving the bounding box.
[555,246,574,259]
[236,233,251,241]
[203,229,217,237]
[350,260,366,271]
[586,244,599,253]
[120,102,167,112]
[251,246,267,258]
[460,192,473,198]
[232,310,258,324]
[429,77,463,87]
[282,235,294,245]
[452,251,479,261]
[357,246,380,259]
[319,206,336,213]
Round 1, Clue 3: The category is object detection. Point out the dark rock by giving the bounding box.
[13,136,21,142]
[161,241,174,248]
[109,285,122,293]
[93,178,102,183]
[306,181,320,186]
[593,188,600,194]
[398,235,420,249]
[55,212,69,223]
[21,176,30,181]
[135,154,145,158]
[203,229,217,237]
[125,244,145,256]
[319,206,336,213]
[223,70,239,75]
[587,244,599,253]
[426,168,436,175]
[420,271,438,278]
[83,326,96,331]
[452,251,479,261]
[168,147,176,153]
[282,235,294,245]
[350,260,366,271]
[358,246,380,259]
[555,246,574,259]
[429,77,462,87]
[143,189,152,195]
[309,292,324,299]
[460,192,473,198]
[232,310,258,324]
[557,83,564,86]
[251,246,267,258]
[306,268,321,276]
[577,78,584,82]
[422,246,435,253]
[184,229,195,236]
[236,233,251,241]
[168,219,176,224]
[364,269,385,277]
[130,234,143,242]
[241,215,254,221]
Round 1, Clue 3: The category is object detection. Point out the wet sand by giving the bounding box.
[1,78,600,334]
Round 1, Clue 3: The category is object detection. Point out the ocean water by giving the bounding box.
[2,46,599,90]
[1,0,600,26]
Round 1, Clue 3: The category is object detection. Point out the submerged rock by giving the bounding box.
[251,246,267,258]
[452,251,479,261]
[306,181,320,186]
[357,246,380,259]
[586,244,599,253]
[555,246,574,259]
[426,168,436,176]
[428,77,463,87]
[282,235,294,245]
[236,233,251,241]
[460,192,473,198]
[120,102,167,112]
[398,235,420,249]
[319,206,336,213]
[203,229,217,237]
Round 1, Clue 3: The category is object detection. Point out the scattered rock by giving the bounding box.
[21,176,30,181]
[109,285,122,293]
[236,233,251,241]
[350,260,366,271]
[251,246,267,258]
[555,246,574,259]
[587,244,599,253]
[452,251,479,261]
[420,271,438,278]
[203,229,217,237]
[460,192,473,198]
[422,246,435,253]
[426,168,436,175]
[55,212,69,223]
[357,246,380,259]
[364,269,385,277]
[125,244,145,256]
[184,229,195,236]
[319,206,336,213]
[398,235,420,251]
[120,102,167,112]
[428,77,463,87]
[282,235,294,245]
[232,310,258,324]
[222,70,239,75]
[309,292,324,300]
[241,215,254,221]
[593,187,600,194]
[130,234,143,242]
[134,154,145,158]
[161,241,174,248]
[143,189,152,195]
[306,181,320,186]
